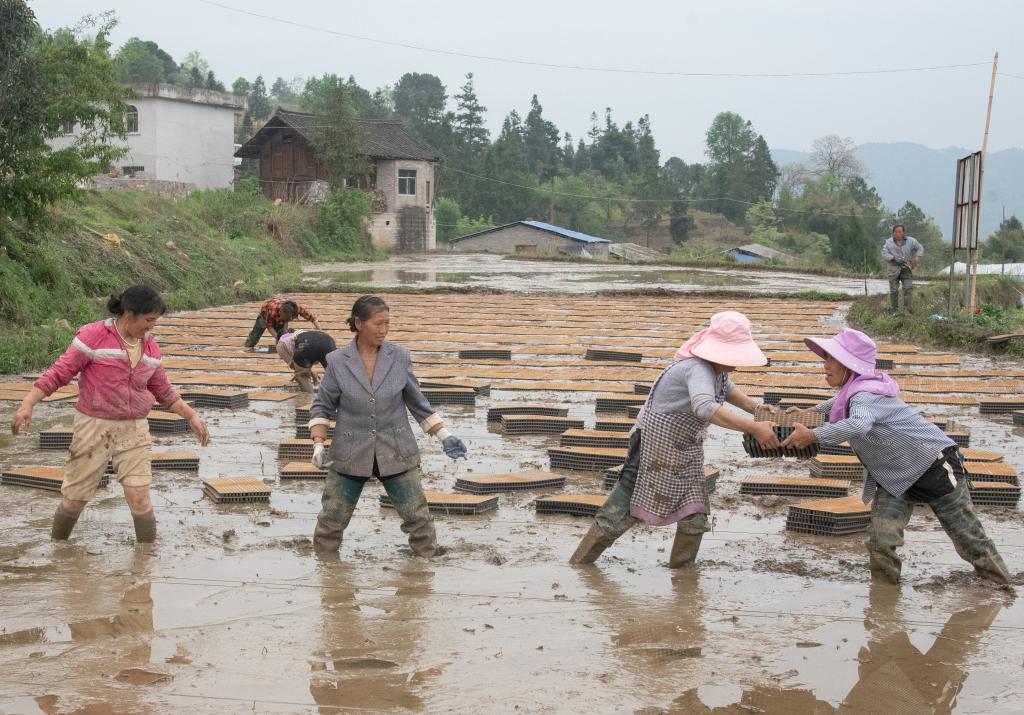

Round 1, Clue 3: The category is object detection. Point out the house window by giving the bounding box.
[121,166,145,178]
[61,121,75,135]
[398,169,417,196]
[125,105,139,134]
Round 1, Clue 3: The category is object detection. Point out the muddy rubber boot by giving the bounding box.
[668,513,710,569]
[903,288,912,316]
[867,486,913,584]
[889,290,900,314]
[314,472,364,553]
[569,523,617,564]
[50,506,80,541]
[382,469,440,557]
[132,510,157,543]
[930,480,1011,585]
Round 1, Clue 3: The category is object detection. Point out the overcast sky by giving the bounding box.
[30,0,1024,162]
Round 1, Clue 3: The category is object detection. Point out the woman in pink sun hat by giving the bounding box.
[782,327,1010,585]
[571,311,782,568]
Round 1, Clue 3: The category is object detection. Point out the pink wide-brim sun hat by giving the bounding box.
[688,311,767,367]
[804,328,878,376]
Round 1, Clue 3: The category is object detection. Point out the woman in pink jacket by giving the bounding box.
[11,285,209,544]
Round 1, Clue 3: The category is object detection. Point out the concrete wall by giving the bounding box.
[50,88,241,190]
[453,224,610,260]
[370,159,436,251]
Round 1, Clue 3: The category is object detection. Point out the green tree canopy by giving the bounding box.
[981,215,1024,264]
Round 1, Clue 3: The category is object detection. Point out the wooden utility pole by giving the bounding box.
[969,52,999,313]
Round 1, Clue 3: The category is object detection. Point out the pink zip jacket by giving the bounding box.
[34,318,180,420]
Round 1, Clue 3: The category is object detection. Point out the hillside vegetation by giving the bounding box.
[0,186,374,372]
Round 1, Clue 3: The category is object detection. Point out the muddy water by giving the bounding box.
[1,374,1022,713]
[302,254,893,296]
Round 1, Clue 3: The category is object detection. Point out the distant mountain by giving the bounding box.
[772,142,1024,241]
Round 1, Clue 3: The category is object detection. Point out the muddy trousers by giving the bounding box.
[868,459,1010,585]
[569,430,710,566]
[888,268,913,314]
[314,467,439,557]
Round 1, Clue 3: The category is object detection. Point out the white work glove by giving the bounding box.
[312,442,331,470]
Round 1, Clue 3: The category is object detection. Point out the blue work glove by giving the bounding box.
[442,435,468,460]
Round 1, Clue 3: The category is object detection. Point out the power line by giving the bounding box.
[997,72,1024,81]
[198,1,990,80]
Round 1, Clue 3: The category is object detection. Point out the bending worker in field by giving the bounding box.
[781,328,1009,584]
[244,295,321,351]
[307,295,468,557]
[11,285,209,544]
[276,329,337,393]
[570,311,782,568]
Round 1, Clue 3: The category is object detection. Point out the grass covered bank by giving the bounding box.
[0,185,377,372]
[848,275,1024,356]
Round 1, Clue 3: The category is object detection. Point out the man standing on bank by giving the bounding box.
[307,295,468,557]
[881,223,923,316]
[781,328,1009,584]
[243,295,321,351]
[11,286,209,544]
[570,311,781,568]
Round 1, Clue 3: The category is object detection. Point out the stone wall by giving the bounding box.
[86,175,195,199]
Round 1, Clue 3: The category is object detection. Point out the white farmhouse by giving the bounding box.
[50,83,245,190]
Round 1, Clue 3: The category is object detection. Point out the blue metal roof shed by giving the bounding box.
[452,220,613,259]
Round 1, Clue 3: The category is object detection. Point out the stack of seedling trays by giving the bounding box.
[595,396,647,414]
[487,404,569,422]
[944,430,971,449]
[549,446,628,472]
[875,357,895,370]
[809,455,867,480]
[785,496,872,535]
[296,421,335,439]
[594,417,635,432]
[819,442,855,456]
[777,399,821,409]
[753,405,824,428]
[1013,411,1024,426]
[627,405,642,419]
[39,426,75,450]
[379,491,498,515]
[295,404,336,424]
[926,417,950,431]
[763,390,832,406]
[741,476,849,499]
[633,383,652,395]
[960,448,1002,462]
[147,411,189,434]
[179,389,250,409]
[150,451,201,470]
[457,348,511,360]
[280,462,328,480]
[742,426,819,459]
[1,466,109,492]
[420,379,491,397]
[535,494,607,517]
[559,429,630,450]
[277,439,329,461]
[454,471,566,494]
[979,397,1024,414]
[202,477,271,504]
[501,415,584,435]
[964,461,1019,485]
[585,348,643,363]
[422,387,476,406]
[967,481,1021,507]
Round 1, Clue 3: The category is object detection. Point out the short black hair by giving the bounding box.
[892,223,906,233]
[106,285,166,316]
[281,300,299,318]
[347,295,389,332]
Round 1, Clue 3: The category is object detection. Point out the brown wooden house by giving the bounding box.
[234,109,442,251]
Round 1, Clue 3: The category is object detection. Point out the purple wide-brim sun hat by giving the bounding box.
[804,328,877,376]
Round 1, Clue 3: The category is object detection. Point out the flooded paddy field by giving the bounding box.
[302,254,893,296]
[1,291,1021,714]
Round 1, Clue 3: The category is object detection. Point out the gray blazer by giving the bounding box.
[310,339,436,477]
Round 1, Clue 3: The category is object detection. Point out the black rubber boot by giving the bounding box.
[51,506,80,541]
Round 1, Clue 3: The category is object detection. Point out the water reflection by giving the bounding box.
[308,562,433,712]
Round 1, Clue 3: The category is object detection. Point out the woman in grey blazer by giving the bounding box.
[307,295,468,556]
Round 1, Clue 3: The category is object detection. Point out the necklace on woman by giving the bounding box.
[115,320,140,347]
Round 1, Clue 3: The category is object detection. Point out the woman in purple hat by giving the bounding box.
[782,328,1010,584]
[570,311,782,568]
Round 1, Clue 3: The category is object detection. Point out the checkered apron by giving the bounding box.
[630,364,729,526]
